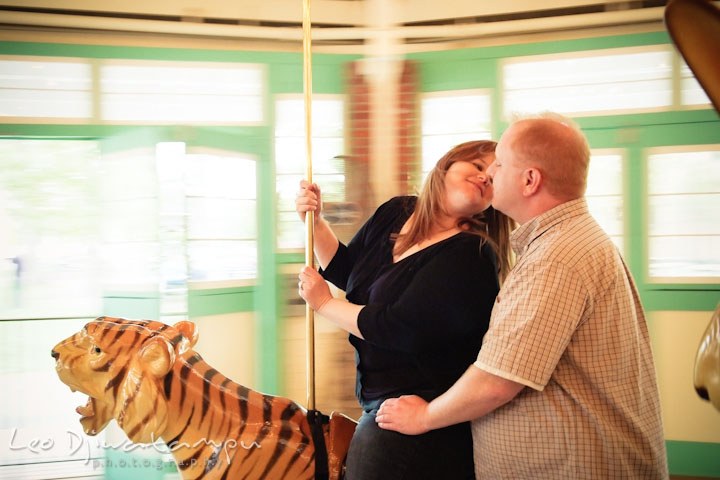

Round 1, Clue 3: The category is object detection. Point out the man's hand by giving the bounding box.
[375,395,431,435]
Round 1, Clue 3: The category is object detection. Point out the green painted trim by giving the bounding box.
[187,288,254,317]
[103,291,160,298]
[666,440,720,477]
[576,110,719,131]
[188,286,254,296]
[268,56,358,94]
[407,31,670,63]
[626,146,647,289]
[0,124,280,143]
[644,284,720,291]
[417,56,497,92]
[0,124,143,138]
[640,289,720,312]
[104,447,176,479]
[0,40,358,63]
[184,126,272,153]
[254,135,279,394]
[277,252,305,264]
[103,295,160,320]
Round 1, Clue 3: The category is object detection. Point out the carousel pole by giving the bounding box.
[302,0,316,412]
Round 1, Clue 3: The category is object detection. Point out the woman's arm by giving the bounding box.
[299,238,498,351]
[298,266,364,339]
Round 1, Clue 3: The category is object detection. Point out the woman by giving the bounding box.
[296,140,513,480]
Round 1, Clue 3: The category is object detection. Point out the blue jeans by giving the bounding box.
[344,408,476,480]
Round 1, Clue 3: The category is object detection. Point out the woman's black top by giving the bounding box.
[320,196,500,407]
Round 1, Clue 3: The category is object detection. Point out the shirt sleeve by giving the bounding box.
[475,260,589,390]
[357,241,499,354]
[319,242,352,291]
[320,197,404,291]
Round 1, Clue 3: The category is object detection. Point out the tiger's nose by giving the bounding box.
[51,349,59,360]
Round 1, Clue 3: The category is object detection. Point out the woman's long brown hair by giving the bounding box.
[393,140,515,283]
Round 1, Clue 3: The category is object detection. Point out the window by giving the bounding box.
[647,146,720,281]
[274,95,346,250]
[100,141,258,319]
[0,135,254,478]
[183,148,258,285]
[100,61,264,124]
[1,318,109,478]
[586,150,625,255]
[0,57,265,125]
[679,60,712,107]
[420,90,492,180]
[502,46,676,117]
[0,139,102,319]
[0,57,93,121]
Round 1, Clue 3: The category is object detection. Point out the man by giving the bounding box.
[376,113,669,479]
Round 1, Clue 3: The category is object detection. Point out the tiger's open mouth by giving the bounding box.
[74,395,112,436]
[76,396,95,419]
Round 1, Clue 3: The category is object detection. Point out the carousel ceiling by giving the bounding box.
[0,0,672,49]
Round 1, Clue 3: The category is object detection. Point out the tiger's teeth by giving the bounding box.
[76,398,94,417]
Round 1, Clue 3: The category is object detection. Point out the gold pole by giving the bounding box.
[302,0,316,411]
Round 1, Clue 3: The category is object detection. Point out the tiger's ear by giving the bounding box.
[139,336,175,377]
[173,321,199,348]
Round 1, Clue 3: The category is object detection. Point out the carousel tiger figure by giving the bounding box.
[695,303,720,412]
[51,316,356,480]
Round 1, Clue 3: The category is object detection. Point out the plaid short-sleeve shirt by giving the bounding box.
[473,198,668,479]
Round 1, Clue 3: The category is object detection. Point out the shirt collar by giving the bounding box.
[510,197,589,256]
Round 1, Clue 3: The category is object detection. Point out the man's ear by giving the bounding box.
[522,167,542,196]
[139,336,175,377]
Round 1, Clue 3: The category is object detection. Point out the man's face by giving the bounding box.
[487,127,522,219]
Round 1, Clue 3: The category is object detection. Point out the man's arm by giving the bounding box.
[376,364,525,435]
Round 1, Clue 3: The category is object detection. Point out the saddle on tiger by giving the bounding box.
[51,316,357,480]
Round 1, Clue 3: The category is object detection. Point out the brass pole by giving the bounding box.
[302,0,316,411]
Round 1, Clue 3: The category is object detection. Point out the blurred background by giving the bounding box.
[0,0,719,478]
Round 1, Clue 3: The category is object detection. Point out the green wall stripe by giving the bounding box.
[408,31,670,63]
[276,252,305,264]
[642,290,720,312]
[103,295,160,320]
[254,131,278,394]
[188,289,254,317]
[417,57,496,92]
[666,440,720,477]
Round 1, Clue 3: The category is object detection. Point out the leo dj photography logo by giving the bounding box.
[6,427,260,467]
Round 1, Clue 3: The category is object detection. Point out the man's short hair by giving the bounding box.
[508,112,590,200]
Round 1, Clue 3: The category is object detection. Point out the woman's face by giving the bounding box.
[442,153,495,218]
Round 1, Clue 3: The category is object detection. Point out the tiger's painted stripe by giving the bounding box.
[52,317,323,480]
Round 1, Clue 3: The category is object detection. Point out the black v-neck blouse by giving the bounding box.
[321,196,500,406]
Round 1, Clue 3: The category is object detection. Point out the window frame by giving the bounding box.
[644,143,720,285]
[419,88,493,181]
[98,58,267,126]
[273,92,347,252]
[0,55,267,126]
[0,55,96,124]
[586,147,628,257]
[500,44,712,120]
